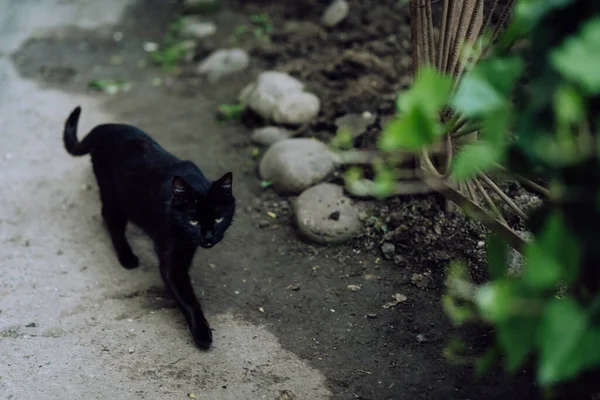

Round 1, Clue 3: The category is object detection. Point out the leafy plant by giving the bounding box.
[333,0,600,395]
[149,17,193,72]
[230,13,273,43]
[217,103,244,121]
[249,13,274,39]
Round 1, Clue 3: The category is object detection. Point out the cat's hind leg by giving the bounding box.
[92,160,139,269]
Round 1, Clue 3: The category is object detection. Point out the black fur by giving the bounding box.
[63,106,236,349]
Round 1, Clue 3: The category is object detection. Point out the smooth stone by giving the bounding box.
[273,91,321,125]
[334,112,377,138]
[381,242,395,260]
[239,71,306,120]
[321,0,350,28]
[197,48,250,83]
[259,138,335,194]
[182,18,217,39]
[294,183,362,244]
[251,126,295,146]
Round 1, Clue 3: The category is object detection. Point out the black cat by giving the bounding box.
[63,106,235,349]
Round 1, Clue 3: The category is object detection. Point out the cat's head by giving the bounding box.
[170,172,236,249]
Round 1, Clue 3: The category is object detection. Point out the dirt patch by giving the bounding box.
[10,0,541,399]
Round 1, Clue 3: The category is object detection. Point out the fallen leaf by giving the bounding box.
[267,211,277,219]
[187,393,196,399]
[259,307,265,313]
[347,284,361,292]
[285,284,300,291]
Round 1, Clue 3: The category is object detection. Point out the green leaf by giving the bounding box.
[373,164,397,198]
[217,103,245,121]
[554,85,584,125]
[378,107,439,151]
[487,234,508,280]
[537,298,600,386]
[451,141,502,181]
[515,0,574,29]
[397,67,453,116]
[476,280,516,323]
[442,295,474,325]
[452,58,523,117]
[481,107,511,147]
[343,166,363,183]
[496,317,538,373]
[332,128,354,149]
[552,18,600,94]
[475,347,499,378]
[380,67,452,152]
[523,212,581,291]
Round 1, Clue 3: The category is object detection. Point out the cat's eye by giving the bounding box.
[215,217,224,224]
[189,220,199,226]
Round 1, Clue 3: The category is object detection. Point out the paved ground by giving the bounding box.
[0,0,330,399]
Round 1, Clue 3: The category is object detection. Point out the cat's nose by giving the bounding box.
[204,230,214,241]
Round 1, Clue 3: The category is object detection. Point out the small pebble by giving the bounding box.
[182,18,217,39]
[143,42,158,52]
[197,48,250,83]
[381,242,395,260]
[321,0,350,27]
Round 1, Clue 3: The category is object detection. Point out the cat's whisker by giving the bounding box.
[223,236,245,245]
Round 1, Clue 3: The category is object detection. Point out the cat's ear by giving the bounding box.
[171,176,190,203]
[213,172,233,192]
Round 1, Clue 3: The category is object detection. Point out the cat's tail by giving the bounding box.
[63,106,91,156]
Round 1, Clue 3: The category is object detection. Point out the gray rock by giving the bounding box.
[197,48,249,83]
[273,92,321,125]
[294,183,362,244]
[321,0,349,27]
[259,138,335,194]
[239,71,319,124]
[251,126,295,146]
[334,112,376,138]
[381,242,395,260]
[182,17,216,39]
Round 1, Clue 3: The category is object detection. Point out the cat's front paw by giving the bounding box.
[192,321,213,350]
[118,253,139,269]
